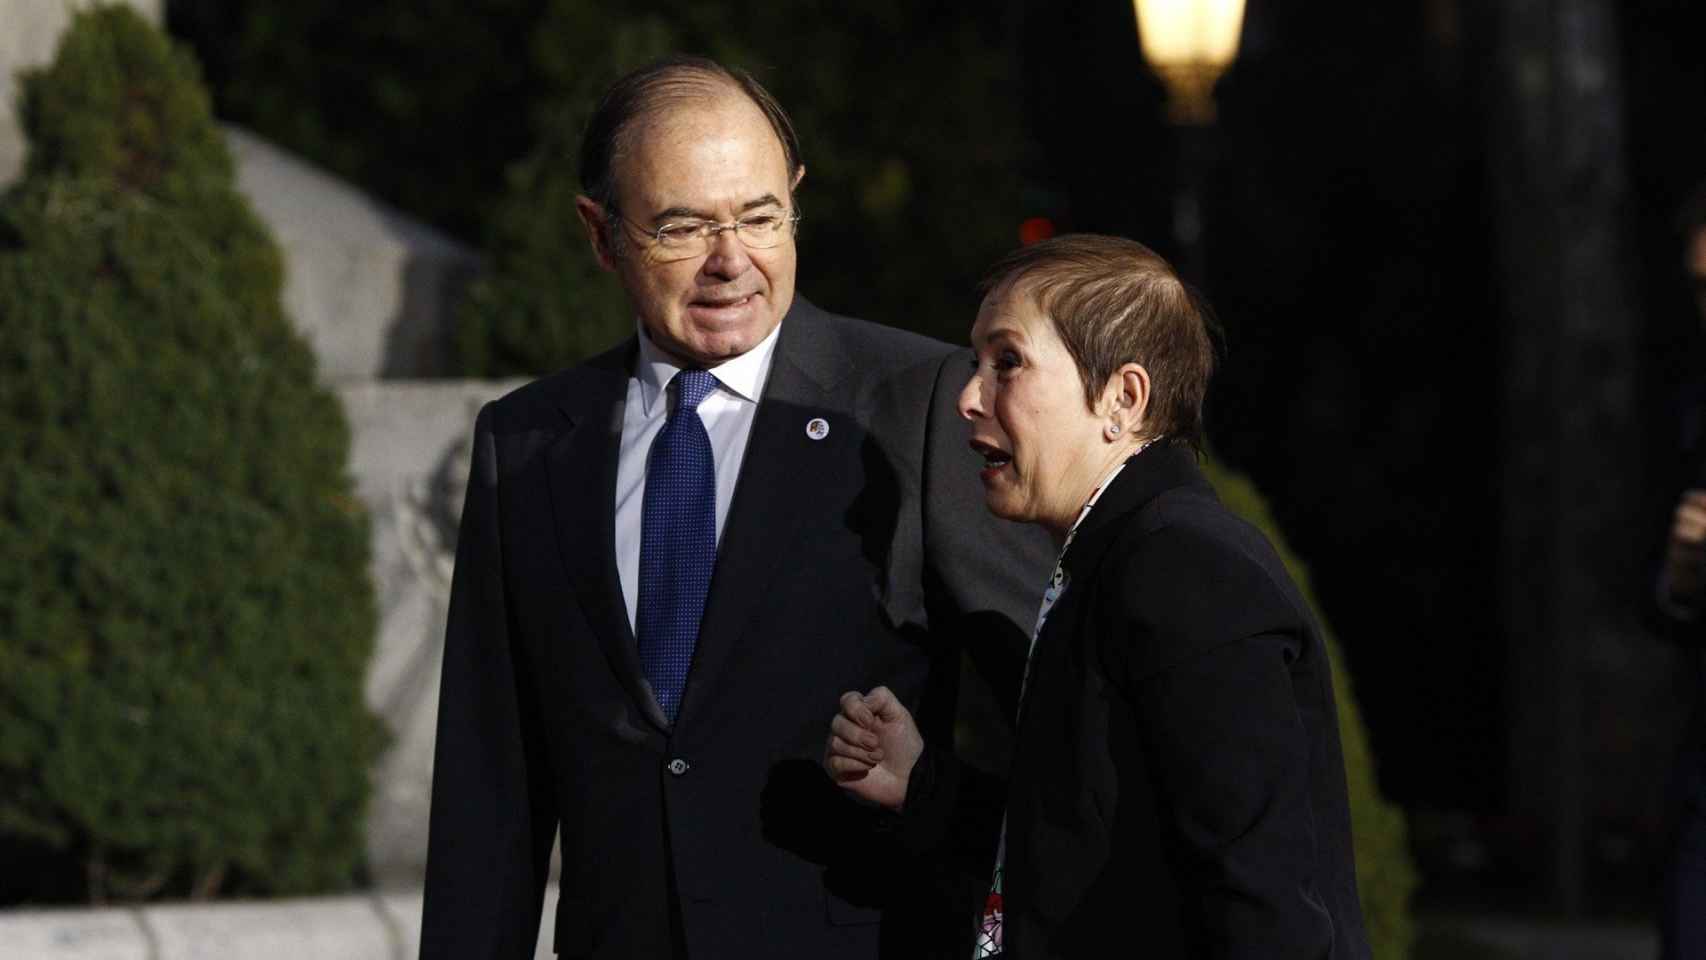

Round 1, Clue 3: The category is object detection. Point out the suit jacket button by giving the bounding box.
[667,758,690,776]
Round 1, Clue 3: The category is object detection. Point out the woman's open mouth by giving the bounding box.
[971,439,1011,480]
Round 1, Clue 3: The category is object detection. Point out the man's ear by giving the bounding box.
[1102,362,1152,437]
[574,195,619,272]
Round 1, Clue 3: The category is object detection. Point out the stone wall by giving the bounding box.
[227,129,477,381]
[339,380,526,886]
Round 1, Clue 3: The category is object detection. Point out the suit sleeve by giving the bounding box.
[420,404,558,960]
[1110,525,1338,959]
[896,738,1010,892]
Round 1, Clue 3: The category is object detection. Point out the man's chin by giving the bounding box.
[683,322,781,365]
[648,329,752,368]
[687,335,762,366]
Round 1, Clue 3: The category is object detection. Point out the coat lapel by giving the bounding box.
[675,302,852,726]
[542,340,672,733]
[1060,442,1213,583]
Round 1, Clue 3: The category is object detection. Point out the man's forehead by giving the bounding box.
[624,91,787,168]
[613,95,792,208]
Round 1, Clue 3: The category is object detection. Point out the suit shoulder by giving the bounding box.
[810,306,958,374]
[1095,491,1315,672]
[480,340,632,433]
[1139,488,1286,570]
[1126,491,1302,608]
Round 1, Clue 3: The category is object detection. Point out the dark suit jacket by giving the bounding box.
[903,443,1371,958]
[419,298,1051,960]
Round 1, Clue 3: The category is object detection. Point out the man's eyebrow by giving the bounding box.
[650,206,710,222]
[647,195,786,222]
[738,194,785,213]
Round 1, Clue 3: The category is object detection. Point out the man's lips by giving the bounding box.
[690,292,758,310]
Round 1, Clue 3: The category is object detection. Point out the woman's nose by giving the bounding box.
[957,370,987,421]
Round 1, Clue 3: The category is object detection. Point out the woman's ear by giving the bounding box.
[1102,363,1151,440]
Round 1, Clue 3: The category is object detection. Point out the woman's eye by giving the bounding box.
[994,351,1021,372]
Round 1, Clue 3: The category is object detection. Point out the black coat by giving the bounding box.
[904,443,1371,958]
[419,298,1052,960]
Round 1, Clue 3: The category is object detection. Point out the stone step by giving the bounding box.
[0,888,560,960]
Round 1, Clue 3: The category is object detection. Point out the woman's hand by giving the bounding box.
[823,686,924,811]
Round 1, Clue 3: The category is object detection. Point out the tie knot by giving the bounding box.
[674,369,718,413]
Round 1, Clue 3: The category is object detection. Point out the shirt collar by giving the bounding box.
[634,319,782,417]
[1057,436,1163,559]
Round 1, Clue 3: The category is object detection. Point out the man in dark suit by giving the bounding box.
[418,56,1049,960]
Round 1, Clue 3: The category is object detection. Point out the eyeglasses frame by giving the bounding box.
[607,206,802,262]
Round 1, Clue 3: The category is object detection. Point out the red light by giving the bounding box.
[1018,217,1056,246]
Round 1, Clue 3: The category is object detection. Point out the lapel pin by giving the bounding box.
[805,417,830,441]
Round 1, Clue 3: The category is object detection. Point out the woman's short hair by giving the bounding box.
[981,234,1218,450]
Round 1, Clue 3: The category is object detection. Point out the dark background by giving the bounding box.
[167,0,1706,920]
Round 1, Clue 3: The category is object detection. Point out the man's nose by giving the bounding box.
[701,227,752,278]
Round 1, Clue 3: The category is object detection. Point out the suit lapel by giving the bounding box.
[542,341,672,733]
[676,303,851,726]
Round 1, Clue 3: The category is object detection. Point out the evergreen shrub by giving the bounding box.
[0,7,382,901]
[1205,457,1417,959]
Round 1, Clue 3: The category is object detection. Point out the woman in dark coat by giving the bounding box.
[824,235,1370,958]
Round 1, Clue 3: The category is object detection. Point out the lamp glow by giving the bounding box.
[1133,0,1247,124]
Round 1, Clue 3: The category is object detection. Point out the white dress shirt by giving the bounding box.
[614,323,782,633]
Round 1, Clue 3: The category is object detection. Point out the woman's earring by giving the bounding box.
[1108,423,1121,437]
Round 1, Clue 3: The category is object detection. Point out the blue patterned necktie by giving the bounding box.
[636,369,719,725]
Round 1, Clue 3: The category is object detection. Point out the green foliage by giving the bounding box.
[0,7,381,901]
[457,0,1028,376]
[454,7,682,377]
[1204,456,1417,959]
[166,0,549,239]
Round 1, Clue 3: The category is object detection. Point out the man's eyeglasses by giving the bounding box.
[613,209,801,262]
